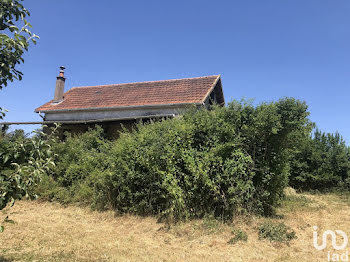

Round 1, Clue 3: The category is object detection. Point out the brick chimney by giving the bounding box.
[53,66,66,102]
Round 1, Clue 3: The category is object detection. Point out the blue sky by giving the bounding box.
[1,0,349,143]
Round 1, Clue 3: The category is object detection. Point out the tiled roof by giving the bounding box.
[35,75,223,112]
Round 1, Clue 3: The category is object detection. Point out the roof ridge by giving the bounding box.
[70,75,220,89]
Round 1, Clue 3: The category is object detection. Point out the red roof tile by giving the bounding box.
[35,75,222,112]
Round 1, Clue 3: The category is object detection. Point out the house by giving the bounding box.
[35,67,225,139]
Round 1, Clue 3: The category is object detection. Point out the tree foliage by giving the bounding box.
[0,0,38,89]
[0,127,57,232]
[222,98,313,213]
[289,129,350,190]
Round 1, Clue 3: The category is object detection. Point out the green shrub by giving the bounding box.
[97,98,311,220]
[228,229,248,244]
[102,108,257,220]
[35,98,312,221]
[42,126,114,207]
[51,126,113,187]
[258,221,296,243]
[223,98,312,214]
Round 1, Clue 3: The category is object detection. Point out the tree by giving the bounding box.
[0,0,39,119]
[0,126,57,232]
[0,0,38,88]
[0,0,41,232]
[289,129,350,190]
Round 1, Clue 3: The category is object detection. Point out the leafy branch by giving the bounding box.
[0,124,59,231]
[0,0,39,89]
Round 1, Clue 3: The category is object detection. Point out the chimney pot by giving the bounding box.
[59,66,66,77]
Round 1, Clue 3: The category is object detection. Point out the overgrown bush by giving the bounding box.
[104,110,257,220]
[37,126,113,207]
[3,97,348,224]
[35,98,312,221]
[222,98,313,214]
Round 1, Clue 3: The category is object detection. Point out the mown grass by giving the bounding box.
[0,191,349,261]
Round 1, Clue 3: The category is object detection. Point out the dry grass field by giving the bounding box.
[1,191,350,262]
